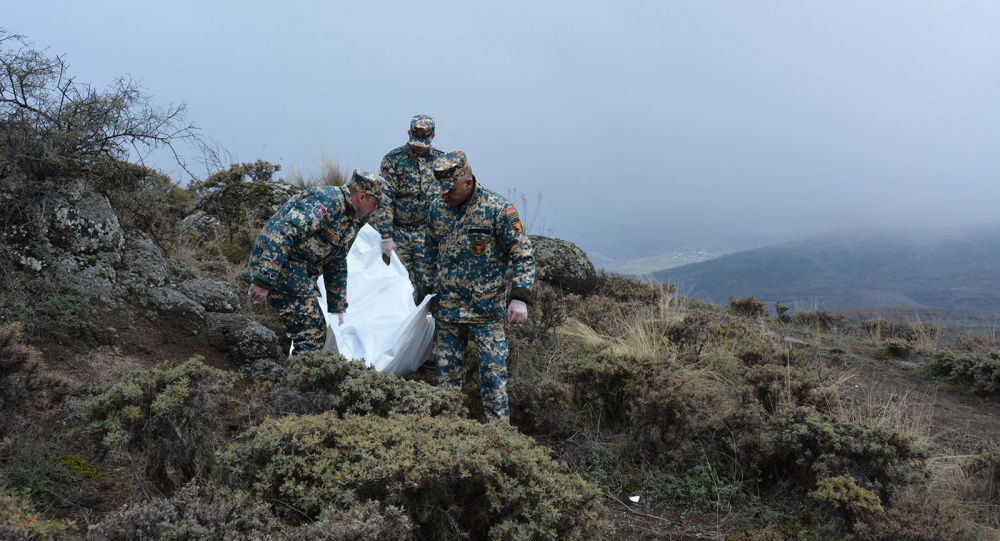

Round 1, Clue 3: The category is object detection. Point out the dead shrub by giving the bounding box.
[853,488,972,540]
[790,310,846,331]
[88,481,275,540]
[0,323,41,414]
[729,295,767,318]
[628,371,720,465]
[0,488,77,540]
[744,364,837,414]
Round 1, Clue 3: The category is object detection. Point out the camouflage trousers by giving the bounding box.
[393,225,428,300]
[268,293,327,356]
[433,319,509,421]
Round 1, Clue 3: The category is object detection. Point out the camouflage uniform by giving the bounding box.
[370,115,443,296]
[425,151,535,421]
[245,171,383,355]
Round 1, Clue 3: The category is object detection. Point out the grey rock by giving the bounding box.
[177,279,241,313]
[529,235,597,295]
[204,313,282,366]
[147,287,205,333]
[178,210,221,242]
[242,358,286,381]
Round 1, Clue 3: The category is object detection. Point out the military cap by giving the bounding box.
[348,169,385,199]
[432,150,473,184]
[408,114,435,150]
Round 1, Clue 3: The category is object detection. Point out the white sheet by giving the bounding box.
[317,224,435,376]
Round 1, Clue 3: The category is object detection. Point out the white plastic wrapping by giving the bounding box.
[317,224,434,376]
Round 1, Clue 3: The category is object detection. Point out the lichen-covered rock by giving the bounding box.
[47,180,125,255]
[177,279,241,313]
[529,235,597,295]
[118,232,169,291]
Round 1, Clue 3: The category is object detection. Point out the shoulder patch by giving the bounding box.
[380,167,390,178]
[505,205,518,218]
[510,217,524,235]
[312,203,327,219]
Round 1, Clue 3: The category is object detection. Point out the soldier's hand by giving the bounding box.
[507,300,528,324]
[380,238,397,255]
[248,284,270,302]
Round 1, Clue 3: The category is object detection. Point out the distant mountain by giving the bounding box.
[653,227,1000,313]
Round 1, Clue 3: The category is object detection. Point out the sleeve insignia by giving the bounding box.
[505,205,518,218]
[312,204,327,219]
[380,167,391,179]
[510,217,524,235]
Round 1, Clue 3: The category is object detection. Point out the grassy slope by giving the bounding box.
[2,273,999,539]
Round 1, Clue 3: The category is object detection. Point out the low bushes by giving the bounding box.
[83,357,237,493]
[270,351,465,418]
[218,412,613,540]
[0,489,77,541]
[930,349,1000,395]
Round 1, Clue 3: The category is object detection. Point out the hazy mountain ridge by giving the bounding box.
[653,227,1000,313]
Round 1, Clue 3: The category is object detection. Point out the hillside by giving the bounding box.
[653,228,1000,314]
[2,35,1000,539]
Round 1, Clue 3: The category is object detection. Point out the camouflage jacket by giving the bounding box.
[425,184,535,323]
[245,185,358,312]
[369,144,444,238]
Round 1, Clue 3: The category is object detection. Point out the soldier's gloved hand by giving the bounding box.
[380,238,397,255]
[248,284,270,302]
[332,313,344,326]
[506,300,528,324]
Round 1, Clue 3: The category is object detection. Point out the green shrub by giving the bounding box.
[270,351,465,418]
[218,412,613,539]
[929,349,1000,395]
[0,488,77,541]
[729,296,767,318]
[733,408,930,503]
[808,475,884,517]
[83,357,237,493]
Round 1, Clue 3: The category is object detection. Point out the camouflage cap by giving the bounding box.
[408,114,435,150]
[432,150,473,185]
[348,169,385,199]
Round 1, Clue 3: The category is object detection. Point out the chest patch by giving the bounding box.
[312,204,327,219]
[471,238,488,256]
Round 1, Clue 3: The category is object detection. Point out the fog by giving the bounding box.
[8,0,1000,260]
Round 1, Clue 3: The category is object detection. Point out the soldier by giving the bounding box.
[371,114,444,298]
[424,151,535,421]
[245,170,384,355]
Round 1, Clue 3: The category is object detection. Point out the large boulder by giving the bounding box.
[529,235,597,295]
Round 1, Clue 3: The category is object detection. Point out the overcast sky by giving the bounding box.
[7,1,1000,260]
